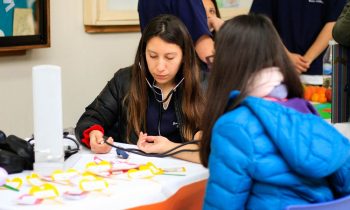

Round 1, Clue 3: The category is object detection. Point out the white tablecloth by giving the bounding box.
[0,143,208,210]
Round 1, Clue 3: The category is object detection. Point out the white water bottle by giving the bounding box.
[322,40,336,88]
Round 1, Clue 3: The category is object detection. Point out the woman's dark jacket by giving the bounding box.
[75,66,187,145]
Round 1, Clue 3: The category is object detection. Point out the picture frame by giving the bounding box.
[0,0,50,55]
[218,0,252,20]
[83,0,139,33]
[83,0,251,33]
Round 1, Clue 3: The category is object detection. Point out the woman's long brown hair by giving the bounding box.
[200,14,304,167]
[126,14,204,143]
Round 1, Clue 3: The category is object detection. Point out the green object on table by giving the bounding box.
[313,102,331,119]
[2,184,19,192]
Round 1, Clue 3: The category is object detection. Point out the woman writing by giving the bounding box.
[75,15,204,163]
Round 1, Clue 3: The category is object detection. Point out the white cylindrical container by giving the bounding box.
[32,65,64,175]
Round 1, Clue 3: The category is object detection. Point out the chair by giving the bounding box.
[285,195,350,210]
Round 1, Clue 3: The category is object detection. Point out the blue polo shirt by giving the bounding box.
[138,0,212,44]
[250,0,346,75]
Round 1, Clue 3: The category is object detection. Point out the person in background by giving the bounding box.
[333,0,350,123]
[202,0,224,37]
[333,0,350,47]
[200,14,350,209]
[138,0,215,69]
[250,0,346,75]
[75,15,204,163]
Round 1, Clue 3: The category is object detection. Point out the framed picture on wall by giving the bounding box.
[84,0,139,33]
[217,0,252,20]
[0,0,50,55]
[83,0,252,33]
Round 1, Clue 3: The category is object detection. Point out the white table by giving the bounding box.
[333,122,350,139]
[0,144,208,210]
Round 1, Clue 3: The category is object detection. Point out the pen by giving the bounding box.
[160,173,186,176]
[2,184,19,192]
[0,167,19,192]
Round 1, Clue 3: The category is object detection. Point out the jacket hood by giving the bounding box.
[229,91,350,178]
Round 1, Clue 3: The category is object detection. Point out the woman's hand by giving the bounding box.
[137,131,200,163]
[287,52,310,73]
[194,131,202,140]
[89,130,114,154]
[208,16,224,32]
[137,132,175,154]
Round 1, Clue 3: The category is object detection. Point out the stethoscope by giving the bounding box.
[104,138,199,158]
[139,62,185,138]
[139,62,184,103]
[145,77,184,103]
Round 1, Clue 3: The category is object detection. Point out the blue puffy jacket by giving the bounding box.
[204,91,350,210]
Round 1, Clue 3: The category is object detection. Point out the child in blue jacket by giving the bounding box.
[200,14,350,210]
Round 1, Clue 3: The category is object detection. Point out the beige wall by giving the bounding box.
[0,0,141,138]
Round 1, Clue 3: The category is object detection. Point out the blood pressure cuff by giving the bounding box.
[0,135,34,174]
